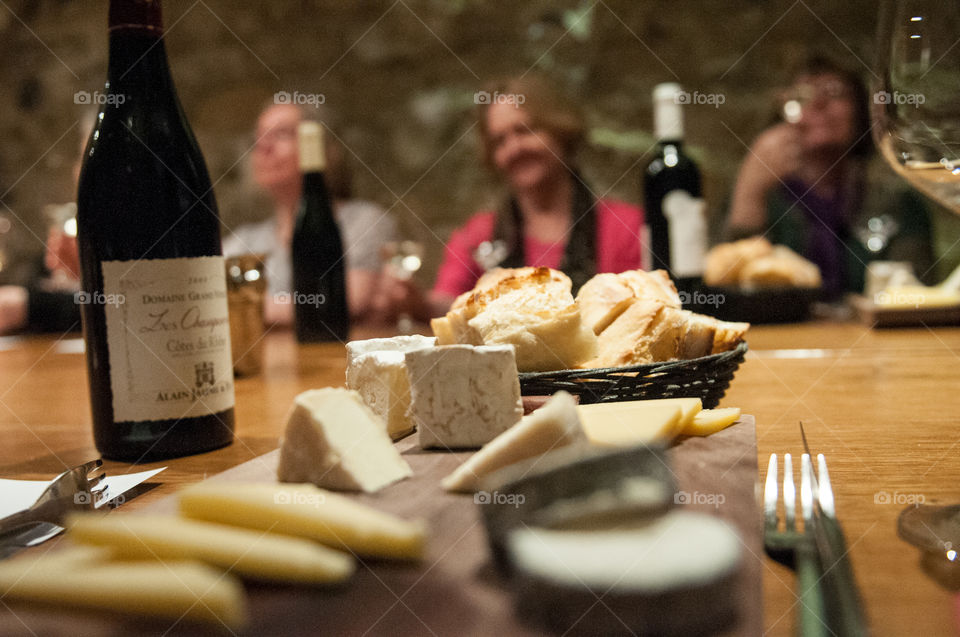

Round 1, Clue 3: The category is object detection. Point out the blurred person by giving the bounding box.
[0,115,93,335]
[726,55,933,298]
[222,103,397,326]
[383,75,645,319]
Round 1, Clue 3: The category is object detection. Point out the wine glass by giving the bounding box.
[380,240,424,333]
[872,1,960,213]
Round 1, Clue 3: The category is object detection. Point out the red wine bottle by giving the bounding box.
[291,121,349,342]
[76,0,234,461]
[643,83,708,296]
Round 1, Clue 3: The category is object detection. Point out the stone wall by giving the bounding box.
[2,0,955,284]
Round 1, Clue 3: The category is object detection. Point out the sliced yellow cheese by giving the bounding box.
[441,391,587,493]
[682,407,742,437]
[0,546,246,629]
[876,285,960,308]
[578,403,682,447]
[180,482,427,561]
[577,398,701,447]
[66,512,354,585]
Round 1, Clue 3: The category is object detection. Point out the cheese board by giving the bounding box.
[0,417,762,636]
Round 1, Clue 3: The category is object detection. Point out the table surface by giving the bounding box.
[1,321,959,636]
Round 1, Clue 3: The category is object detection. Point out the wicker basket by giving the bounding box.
[518,342,748,408]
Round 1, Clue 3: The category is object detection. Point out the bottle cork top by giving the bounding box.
[297,121,326,172]
[652,82,685,141]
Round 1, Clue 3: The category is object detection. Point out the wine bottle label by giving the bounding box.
[102,256,235,423]
[663,190,707,277]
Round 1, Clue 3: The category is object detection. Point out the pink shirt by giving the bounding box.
[433,199,645,298]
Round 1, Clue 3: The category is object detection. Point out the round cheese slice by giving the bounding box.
[507,510,742,635]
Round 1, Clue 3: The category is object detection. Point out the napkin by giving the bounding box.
[0,467,166,519]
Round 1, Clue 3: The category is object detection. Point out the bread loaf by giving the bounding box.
[575,269,680,335]
[433,268,597,372]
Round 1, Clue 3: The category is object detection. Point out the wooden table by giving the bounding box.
[1,322,959,636]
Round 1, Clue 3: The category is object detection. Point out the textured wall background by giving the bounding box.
[1,0,957,284]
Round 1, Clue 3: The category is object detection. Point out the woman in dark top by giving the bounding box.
[726,55,933,298]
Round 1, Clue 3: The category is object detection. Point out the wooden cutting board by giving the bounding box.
[2,418,761,637]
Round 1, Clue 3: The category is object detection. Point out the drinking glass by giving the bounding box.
[381,240,424,333]
[872,1,960,213]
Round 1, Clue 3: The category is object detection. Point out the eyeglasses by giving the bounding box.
[783,79,852,105]
[781,79,853,122]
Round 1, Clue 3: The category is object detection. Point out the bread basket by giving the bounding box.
[518,341,747,408]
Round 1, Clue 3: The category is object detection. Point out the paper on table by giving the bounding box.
[0,467,166,519]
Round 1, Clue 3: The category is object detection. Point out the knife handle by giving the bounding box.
[795,535,829,637]
[818,516,869,637]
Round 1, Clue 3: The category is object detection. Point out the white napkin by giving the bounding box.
[0,467,166,518]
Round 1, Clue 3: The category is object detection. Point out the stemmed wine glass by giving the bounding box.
[872,1,960,214]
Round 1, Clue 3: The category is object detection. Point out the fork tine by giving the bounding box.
[783,453,796,531]
[801,454,815,527]
[817,454,835,517]
[86,472,106,489]
[764,454,779,529]
[78,459,103,474]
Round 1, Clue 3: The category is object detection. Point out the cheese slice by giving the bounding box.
[442,391,587,493]
[0,546,246,629]
[345,336,436,440]
[406,344,523,449]
[875,285,960,309]
[66,512,354,585]
[277,388,412,493]
[179,482,427,561]
[346,351,416,440]
[577,398,704,447]
[682,407,741,437]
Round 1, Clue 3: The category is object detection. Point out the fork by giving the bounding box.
[764,452,830,636]
[806,452,869,637]
[0,459,105,554]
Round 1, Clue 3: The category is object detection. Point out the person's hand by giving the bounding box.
[727,123,802,234]
[371,267,452,324]
[0,285,28,334]
[45,229,80,281]
[743,123,801,188]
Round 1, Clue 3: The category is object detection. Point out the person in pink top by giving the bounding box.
[385,75,645,319]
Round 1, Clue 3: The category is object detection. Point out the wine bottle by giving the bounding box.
[643,82,708,296]
[291,121,349,342]
[76,0,234,461]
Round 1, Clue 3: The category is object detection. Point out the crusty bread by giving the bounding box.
[739,246,822,288]
[575,273,637,335]
[617,269,681,308]
[703,236,773,286]
[435,267,598,372]
[575,269,680,335]
[450,267,541,311]
[583,298,664,368]
[585,302,720,368]
[708,318,750,354]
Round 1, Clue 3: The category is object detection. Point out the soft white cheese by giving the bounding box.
[277,388,412,493]
[346,351,415,440]
[345,335,436,368]
[405,344,523,449]
[508,510,741,591]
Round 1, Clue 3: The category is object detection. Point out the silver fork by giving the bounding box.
[0,459,105,556]
[764,453,829,637]
[806,453,869,637]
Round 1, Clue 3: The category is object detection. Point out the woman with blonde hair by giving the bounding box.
[392,75,645,319]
